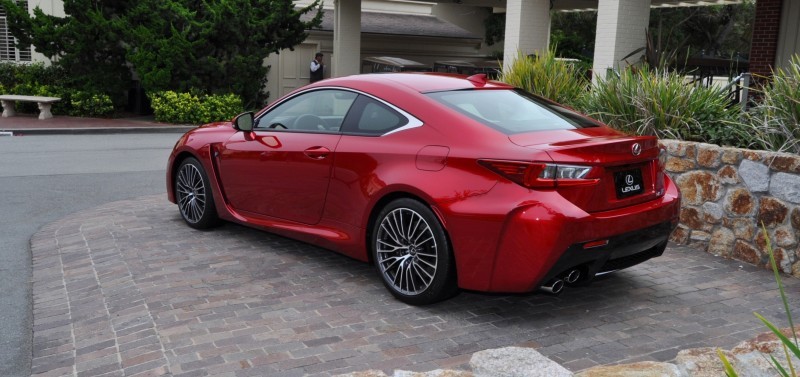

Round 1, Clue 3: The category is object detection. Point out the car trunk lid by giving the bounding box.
[510,132,665,213]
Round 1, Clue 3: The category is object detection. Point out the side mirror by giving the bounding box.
[233,112,254,132]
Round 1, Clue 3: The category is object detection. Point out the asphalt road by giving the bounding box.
[0,133,182,377]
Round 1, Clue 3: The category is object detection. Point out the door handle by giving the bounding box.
[304,146,330,159]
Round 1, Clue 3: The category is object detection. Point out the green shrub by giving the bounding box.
[150,91,243,124]
[0,63,116,117]
[746,55,800,154]
[499,49,589,109]
[580,66,750,147]
[0,62,66,89]
[69,91,114,117]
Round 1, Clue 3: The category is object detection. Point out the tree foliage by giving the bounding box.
[0,0,322,108]
[550,11,596,61]
[0,0,132,105]
[649,1,754,61]
[483,11,504,47]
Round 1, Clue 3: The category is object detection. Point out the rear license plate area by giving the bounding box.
[614,168,644,199]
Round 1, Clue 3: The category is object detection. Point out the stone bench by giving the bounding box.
[0,95,61,120]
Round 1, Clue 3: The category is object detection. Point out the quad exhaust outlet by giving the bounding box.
[539,268,583,295]
[564,269,581,284]
[539,279,564,295]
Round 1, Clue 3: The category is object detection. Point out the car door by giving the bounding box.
[217,89,358,225]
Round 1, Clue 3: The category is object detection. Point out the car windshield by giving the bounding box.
[426,89,599,134]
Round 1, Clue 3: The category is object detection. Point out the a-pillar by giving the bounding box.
[592,0,651,82]
[502,0,550,72]
[333,0,361,77]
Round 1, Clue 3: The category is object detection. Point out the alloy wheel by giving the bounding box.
[375,207,438,296]
[176,163,206,224]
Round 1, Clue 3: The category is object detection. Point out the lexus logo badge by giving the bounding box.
[626,174,634,185]
[631,143,642,156]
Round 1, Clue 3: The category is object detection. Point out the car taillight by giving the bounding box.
[478,160,599,188]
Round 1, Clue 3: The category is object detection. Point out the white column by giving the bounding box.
[592,0,651,82]
[503,0,550,72]
[333,0,361,77]
[776,0,800,69]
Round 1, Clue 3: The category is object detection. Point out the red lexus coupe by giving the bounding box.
[167,73,680,305]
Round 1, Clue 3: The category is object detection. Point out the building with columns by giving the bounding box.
[2,0,798,103]
[268,0,800,100]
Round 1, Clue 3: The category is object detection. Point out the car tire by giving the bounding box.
[175,157,220,229]
[371,198,457,305]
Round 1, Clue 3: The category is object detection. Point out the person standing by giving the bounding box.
[310,52,324,83]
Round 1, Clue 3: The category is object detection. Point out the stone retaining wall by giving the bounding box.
[662,140,800,277]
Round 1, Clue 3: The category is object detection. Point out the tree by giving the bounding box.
[0,0,134,105]
[550,11,596,61]
[123,0,322,107]
[0,0,322,109]
[483,11,504,47]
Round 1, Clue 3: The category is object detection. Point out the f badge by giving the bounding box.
[631,143,642,156]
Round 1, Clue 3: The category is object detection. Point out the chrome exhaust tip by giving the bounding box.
[564,269,581,284]
[539,279,565,295]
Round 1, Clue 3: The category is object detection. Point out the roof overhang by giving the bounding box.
[303,10,480,40]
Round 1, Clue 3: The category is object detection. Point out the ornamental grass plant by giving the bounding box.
[746,55,800,154]
[580,66,752,148]
[499,50,589,109]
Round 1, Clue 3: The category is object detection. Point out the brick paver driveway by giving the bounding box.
[30,195,799,376]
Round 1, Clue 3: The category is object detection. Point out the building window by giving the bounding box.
[0,1,31,62]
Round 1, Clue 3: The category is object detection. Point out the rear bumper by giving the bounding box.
[481,177,680,293]
[537,221,672,286]
[445,178,680,292]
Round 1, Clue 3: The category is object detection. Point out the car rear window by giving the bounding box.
[426,89,599,134]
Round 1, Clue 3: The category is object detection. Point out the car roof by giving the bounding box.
[318,72,514,94]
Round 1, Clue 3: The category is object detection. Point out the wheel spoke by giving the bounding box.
[407,215,423,242]
[407,260,417,292]
[377,239,405,252]
[380,255,404,270]
[380,221,402,246]
[414,251,437,258]
[393,261,403,288]
[178,194,191,207]
[191,201,202,221]
[414,235,434,247]
[393,210,406,241]
[411,262,432,286]
[416,256,437,270]
[410,223,431,245]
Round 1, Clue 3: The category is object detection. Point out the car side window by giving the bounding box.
[255,89,357,132]
[341,95,409,136]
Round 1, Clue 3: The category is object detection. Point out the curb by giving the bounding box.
[0,126,196,135]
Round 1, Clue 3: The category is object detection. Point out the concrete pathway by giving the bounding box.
[29,195,800,377]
